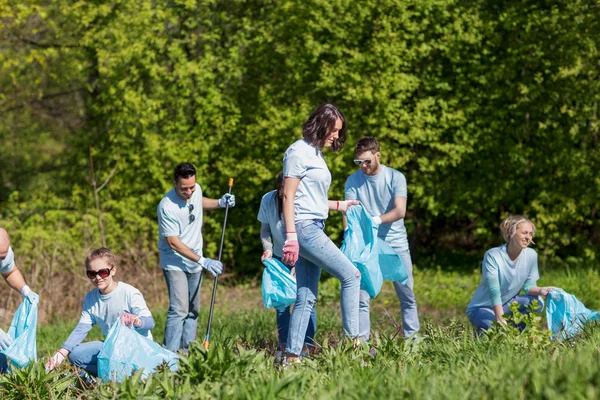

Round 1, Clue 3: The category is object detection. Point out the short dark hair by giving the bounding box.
[354,137,380,156]
[86,247,117,269]
[173,162,196,183]
[302,104,347,152]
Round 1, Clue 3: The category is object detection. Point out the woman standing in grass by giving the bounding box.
[467,215,557,332]
[281,103,360,364]
[258,173,317,362]
[45,248,155,377]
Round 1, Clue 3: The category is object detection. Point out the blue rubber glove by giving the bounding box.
[218,194,235,208]
[199,257,223,277]
[20,285,39,304]
[0,328,12,351]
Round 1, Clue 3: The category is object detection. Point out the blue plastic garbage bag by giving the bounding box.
[341,205,384,298]
[97,322,179,382]
[545,288,600,340]
[378,239,408,285]
[262,258,297,311]
[0,297,38,369]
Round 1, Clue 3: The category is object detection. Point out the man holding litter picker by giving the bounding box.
[157,162,235,353]
[344,137,420,341]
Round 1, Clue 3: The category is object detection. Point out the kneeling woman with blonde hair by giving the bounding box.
[467,215,558,332]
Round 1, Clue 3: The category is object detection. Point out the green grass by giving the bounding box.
[3,267,600,399]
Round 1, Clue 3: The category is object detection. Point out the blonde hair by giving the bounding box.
[85,247,117,269]
[500,215,536,243]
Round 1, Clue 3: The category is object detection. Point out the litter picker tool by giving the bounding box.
[203,177,234,351]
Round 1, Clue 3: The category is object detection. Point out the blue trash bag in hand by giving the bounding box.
[97,322,179,382]
[546,288,600,340]
[378,239,408,285]
[0,297,38,369]
[262,258,297,311]
[341,205,384,299]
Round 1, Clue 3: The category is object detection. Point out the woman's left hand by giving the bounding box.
[120,313,141,328]
[338,200,360,213]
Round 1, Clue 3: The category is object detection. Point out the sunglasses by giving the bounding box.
[188,204,195,223]
[86,266,114,280]
[353,158,372,166]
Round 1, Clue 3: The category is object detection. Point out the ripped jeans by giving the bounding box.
[286,219,360,356]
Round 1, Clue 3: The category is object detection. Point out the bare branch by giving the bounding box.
[96,163,118,193]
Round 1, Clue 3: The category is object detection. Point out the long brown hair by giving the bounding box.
[276,172,285,218]
[302,103,347,152]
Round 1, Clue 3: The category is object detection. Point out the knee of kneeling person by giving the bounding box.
[532,296,544,313]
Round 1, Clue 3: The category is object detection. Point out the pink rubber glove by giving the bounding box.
[282,233,299,266]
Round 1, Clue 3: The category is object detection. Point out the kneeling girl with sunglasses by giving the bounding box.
[45,248,155,377]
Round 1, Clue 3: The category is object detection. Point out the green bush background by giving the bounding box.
[1,0,599,276]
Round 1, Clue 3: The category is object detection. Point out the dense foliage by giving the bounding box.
[1,0,599,277]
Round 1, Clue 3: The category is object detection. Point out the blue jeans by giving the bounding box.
[467,295,544,333]
[286,219,360,356]
[0,354,8,373]
[274,256,317,348]
[163,269,202,352]
[68,341,104,377]
[358,248,420,339]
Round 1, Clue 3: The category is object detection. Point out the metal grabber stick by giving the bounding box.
[203,177,234,351]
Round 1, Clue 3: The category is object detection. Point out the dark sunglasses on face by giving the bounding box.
[86,266,114,280]
[354,158,372,166]
[188,203,195,223]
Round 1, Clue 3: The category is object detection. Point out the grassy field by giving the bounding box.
[3,266,600,399]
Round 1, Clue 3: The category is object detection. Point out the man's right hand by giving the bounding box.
[204,258,223,277]
[0,328,12,351]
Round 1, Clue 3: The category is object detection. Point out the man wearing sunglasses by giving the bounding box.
[157,162,236,353]
[0,228,39,368]
[344,137,420,340]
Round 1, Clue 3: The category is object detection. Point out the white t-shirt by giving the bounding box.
[157,183,203,273]
[467,245,540,311]
[0,246,15,274]
[345,165,409,251]
[78,282,153,339]
[283,139,332,220]
[257,190,286,258]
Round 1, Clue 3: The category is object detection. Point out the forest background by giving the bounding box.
[1,0,599,322]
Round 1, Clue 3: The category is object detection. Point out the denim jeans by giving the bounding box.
[467,295,544,333]
[163,269,202,352]
[286,219,360,356]
[68,340,104,377]
[358,248,420,340]
[0,354,8,373]
[274,255,317,348]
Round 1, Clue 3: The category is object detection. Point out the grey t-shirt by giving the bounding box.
[257,190,286,258]
[283,139,332,221]
[345,165,408,251]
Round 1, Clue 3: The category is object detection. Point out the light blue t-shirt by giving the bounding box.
[0,246,15,274]
[78,282,153,339]
[467,245,540,312]
[345,165,408,251]
[283,139,332,221]
[157,184,203,273]
[257,190,286,258]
